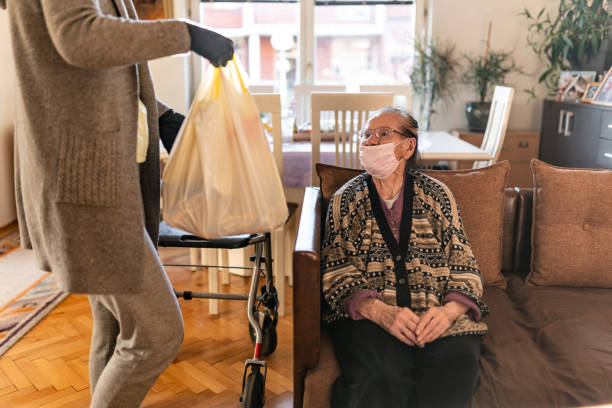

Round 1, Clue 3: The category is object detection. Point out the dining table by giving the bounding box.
[279,131,493,191]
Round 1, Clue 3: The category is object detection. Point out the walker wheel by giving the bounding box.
[248,310,278,356]
[241,367,265,408]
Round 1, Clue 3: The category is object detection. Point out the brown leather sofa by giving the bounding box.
[293,174,612,407]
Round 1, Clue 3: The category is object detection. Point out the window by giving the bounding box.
[198,0,416,132]
[199,0,414,86]
[314,4,414,86]
[200,2,299,86]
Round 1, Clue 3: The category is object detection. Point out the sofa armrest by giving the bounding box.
[293,187,323,408]
[501,188,519,273]
[513,187,534,277]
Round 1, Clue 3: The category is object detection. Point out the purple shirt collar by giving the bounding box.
[377,184,404,244]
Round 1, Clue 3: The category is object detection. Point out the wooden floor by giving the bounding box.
[0,221,18,238]
[0,246,294,407]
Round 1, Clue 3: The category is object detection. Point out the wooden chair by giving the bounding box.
[358,84,413,111]
[293,84,346,126]
[310,92,394,186]
[473,85,515,169]
[191,93,290,316]
[253,93,289,316]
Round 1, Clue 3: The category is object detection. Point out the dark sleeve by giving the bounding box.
[159,109,185,152]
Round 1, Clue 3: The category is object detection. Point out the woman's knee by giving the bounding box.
[152,308,184,355]
[439,338,481,377]
[132,303,184,367]
[333,373,414,408]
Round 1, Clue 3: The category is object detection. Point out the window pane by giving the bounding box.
[200,2,298,88]
[314,4,415,86]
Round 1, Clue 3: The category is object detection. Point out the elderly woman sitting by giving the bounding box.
[322,107,489,408]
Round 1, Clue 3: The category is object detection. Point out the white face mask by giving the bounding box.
[359,139,409,179]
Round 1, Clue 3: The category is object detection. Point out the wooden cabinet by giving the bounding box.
[450,130,540,188]
[540,99,612,169]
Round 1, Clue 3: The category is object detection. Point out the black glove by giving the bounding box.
[159,109,185,152]
[186,22,234,67]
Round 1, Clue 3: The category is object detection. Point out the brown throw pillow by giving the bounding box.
[316,161,510,289]
[316,163,363,208]
[527,159,612,287]
[423,162,510,289]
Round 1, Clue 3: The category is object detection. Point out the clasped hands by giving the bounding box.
[358,298,467,347]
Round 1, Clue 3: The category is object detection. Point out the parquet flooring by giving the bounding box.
[0,222,18,237]
[0,246,294,407]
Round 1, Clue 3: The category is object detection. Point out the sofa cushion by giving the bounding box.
[304,280,612,408]
[305,288,543,408]
[424,162,510,289]
[504,277,612,405]
[527,159,612,287]
[316,162,510,289]
[473,283,554,408]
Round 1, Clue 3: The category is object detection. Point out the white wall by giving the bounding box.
[149,0,191,116]
[150,55,190,116]
[0,11,17,228]
[429,0,557,132]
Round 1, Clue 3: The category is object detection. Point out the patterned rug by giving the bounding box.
[0,228,68,356]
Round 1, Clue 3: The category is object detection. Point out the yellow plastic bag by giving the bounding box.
[162,56,288,238]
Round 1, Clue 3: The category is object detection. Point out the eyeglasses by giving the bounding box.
[360,126,409,142]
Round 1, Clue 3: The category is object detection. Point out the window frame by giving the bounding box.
[187,0,428,100]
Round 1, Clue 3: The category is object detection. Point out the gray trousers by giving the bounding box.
[88,228,184,407]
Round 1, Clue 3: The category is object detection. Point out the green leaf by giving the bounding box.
[520,0,609,94]
[524,87,537,100]
[592,35,599,54]
[561,34,573,47]
[539,67,554,83]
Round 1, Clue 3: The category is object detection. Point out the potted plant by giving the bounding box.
[461,49,521,132]
[522,0,610,96]
[409,36,459,131]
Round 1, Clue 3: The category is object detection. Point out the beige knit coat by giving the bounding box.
[1,0,191,293]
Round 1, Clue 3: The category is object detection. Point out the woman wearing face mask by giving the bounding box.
[321,107,488,408]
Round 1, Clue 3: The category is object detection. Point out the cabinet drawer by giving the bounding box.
[499,134,540,161]
[601,111,612,141]
[454,131,540,162]
[596,138,612,169]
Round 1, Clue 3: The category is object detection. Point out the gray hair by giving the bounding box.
[369,107,420,169]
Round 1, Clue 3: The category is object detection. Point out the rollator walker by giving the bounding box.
[159,223,279,408]
[158,73,286,407]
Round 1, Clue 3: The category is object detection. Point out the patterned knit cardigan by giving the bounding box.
[322,171,489,338]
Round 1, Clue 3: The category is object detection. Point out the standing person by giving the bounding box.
[322,107,488,408]
[1,0,233,406]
